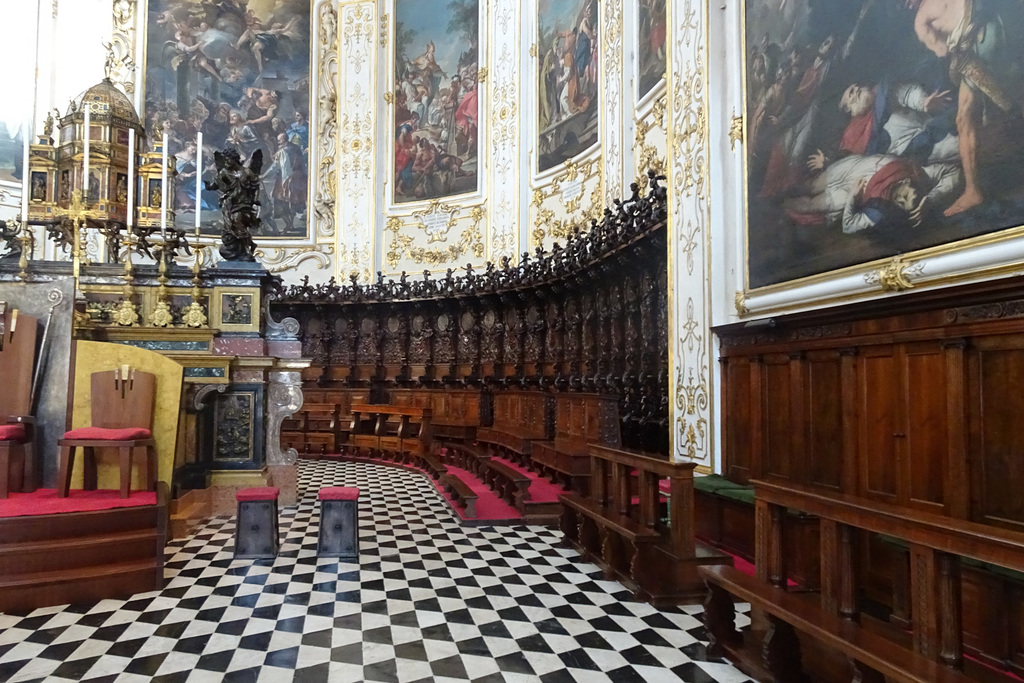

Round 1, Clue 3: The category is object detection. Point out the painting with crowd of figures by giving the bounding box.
[744,0,1024,289]
[537,0,600,173]
[144,0,311,238]
[393,0,480,204]
[637,0,666,100]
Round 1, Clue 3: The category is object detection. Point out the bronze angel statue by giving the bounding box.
[205,148,262,262]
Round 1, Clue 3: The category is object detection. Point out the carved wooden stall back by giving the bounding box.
[713,275,1024,682]
[270,173,670,455]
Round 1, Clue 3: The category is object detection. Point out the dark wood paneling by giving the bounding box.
[806,352,843,490]
[970,342,1024,532]
[859,349,899,503]
[723,357,753,483]
[763,355,793,482]
[903,344,946,512]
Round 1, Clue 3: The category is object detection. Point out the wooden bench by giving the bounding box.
[480,458,531,508]
[702,478,1024,682]
[700,564,975,683]
[476,427,536,466]
[558,445,730,605]
[441,441,489,476]
[349,404,432,464]
[441,473,478,518]
[389,388,481,441]
[416,450,447,480]
[531,440,590,493]
[557,497,659,573]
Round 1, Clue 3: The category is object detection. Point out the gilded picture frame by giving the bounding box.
[742,0,1024,294]
[210,286,261,333]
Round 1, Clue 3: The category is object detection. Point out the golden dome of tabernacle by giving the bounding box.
[67,78,142,129]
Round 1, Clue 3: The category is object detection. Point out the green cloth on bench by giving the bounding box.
[693,474,750,495]
[717,486,757,506]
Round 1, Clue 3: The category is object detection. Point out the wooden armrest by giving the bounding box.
[6,416,34,424]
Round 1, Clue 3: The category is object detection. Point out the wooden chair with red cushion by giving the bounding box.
[0,305,39,499]
[57,367,157,499]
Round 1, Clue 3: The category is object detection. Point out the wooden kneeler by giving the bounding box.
[235,487,280,559]
[317,487,360,560]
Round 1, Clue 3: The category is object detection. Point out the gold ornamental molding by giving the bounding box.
[734,290,749,316]
[477,67,488,83]
[865,255,925,292]
[314,0,339,242]
[385,204,486,269]
[379,12,388,47]
[668,0,713,469]
[256,245,335,273]
[729,112,743,150]
[530,158,603,248]
[488,1,521,264]
[634,96,667,188]
[335,0,376,283]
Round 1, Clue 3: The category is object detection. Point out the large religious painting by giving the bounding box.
[537,0,600,173]
[637,0,666,100]
[745,0,1024,289]
[393,0,480,204]
[144,0,311,238]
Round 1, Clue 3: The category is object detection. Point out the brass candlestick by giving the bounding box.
[112,230,139,327]
[148,244,173,328]
[181,232,207,328]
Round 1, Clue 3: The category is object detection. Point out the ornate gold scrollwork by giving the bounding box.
[729,113,743,150]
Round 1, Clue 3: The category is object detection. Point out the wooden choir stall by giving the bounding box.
[703,278,1024,683]
[273,174,727,596]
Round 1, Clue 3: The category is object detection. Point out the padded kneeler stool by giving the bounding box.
[318,487,360,560]
[235,487,280,559]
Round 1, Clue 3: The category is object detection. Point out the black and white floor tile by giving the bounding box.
[0,460,753,683]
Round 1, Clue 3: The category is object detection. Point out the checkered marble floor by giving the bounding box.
[0,460,753,683]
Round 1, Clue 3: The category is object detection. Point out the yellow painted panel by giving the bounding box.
[69,341,183,491]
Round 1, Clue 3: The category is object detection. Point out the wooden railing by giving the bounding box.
[701,478,1024,682]
[558,445,729,606]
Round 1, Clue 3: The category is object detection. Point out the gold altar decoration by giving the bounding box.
[26,79,148,226]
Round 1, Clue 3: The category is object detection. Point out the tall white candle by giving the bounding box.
[20,120,30,221]
[83,104,90,203]
[160,132,168,238]
[126,128,135,226]
[194,131,202,230]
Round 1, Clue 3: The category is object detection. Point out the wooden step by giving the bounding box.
[0,559,162,614]
[0,504,158,546]
[0,529,159,576]
[169,500,207,540]
[523,499,562,525]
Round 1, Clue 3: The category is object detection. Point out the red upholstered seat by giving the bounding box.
[319,486,360,501]
[63,427,153,441]
[237,486,280,502]
[0,424,26,442]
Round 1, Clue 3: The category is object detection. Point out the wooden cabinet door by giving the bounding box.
[858,342,955,513]
[968,335,1024,533]
[858,347,900,504]
[900,342,948,514]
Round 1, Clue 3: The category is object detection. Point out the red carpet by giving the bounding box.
[490,456,568,503]
[320,453,524,523]
[437,465,522,522]
[0,489,157,518]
